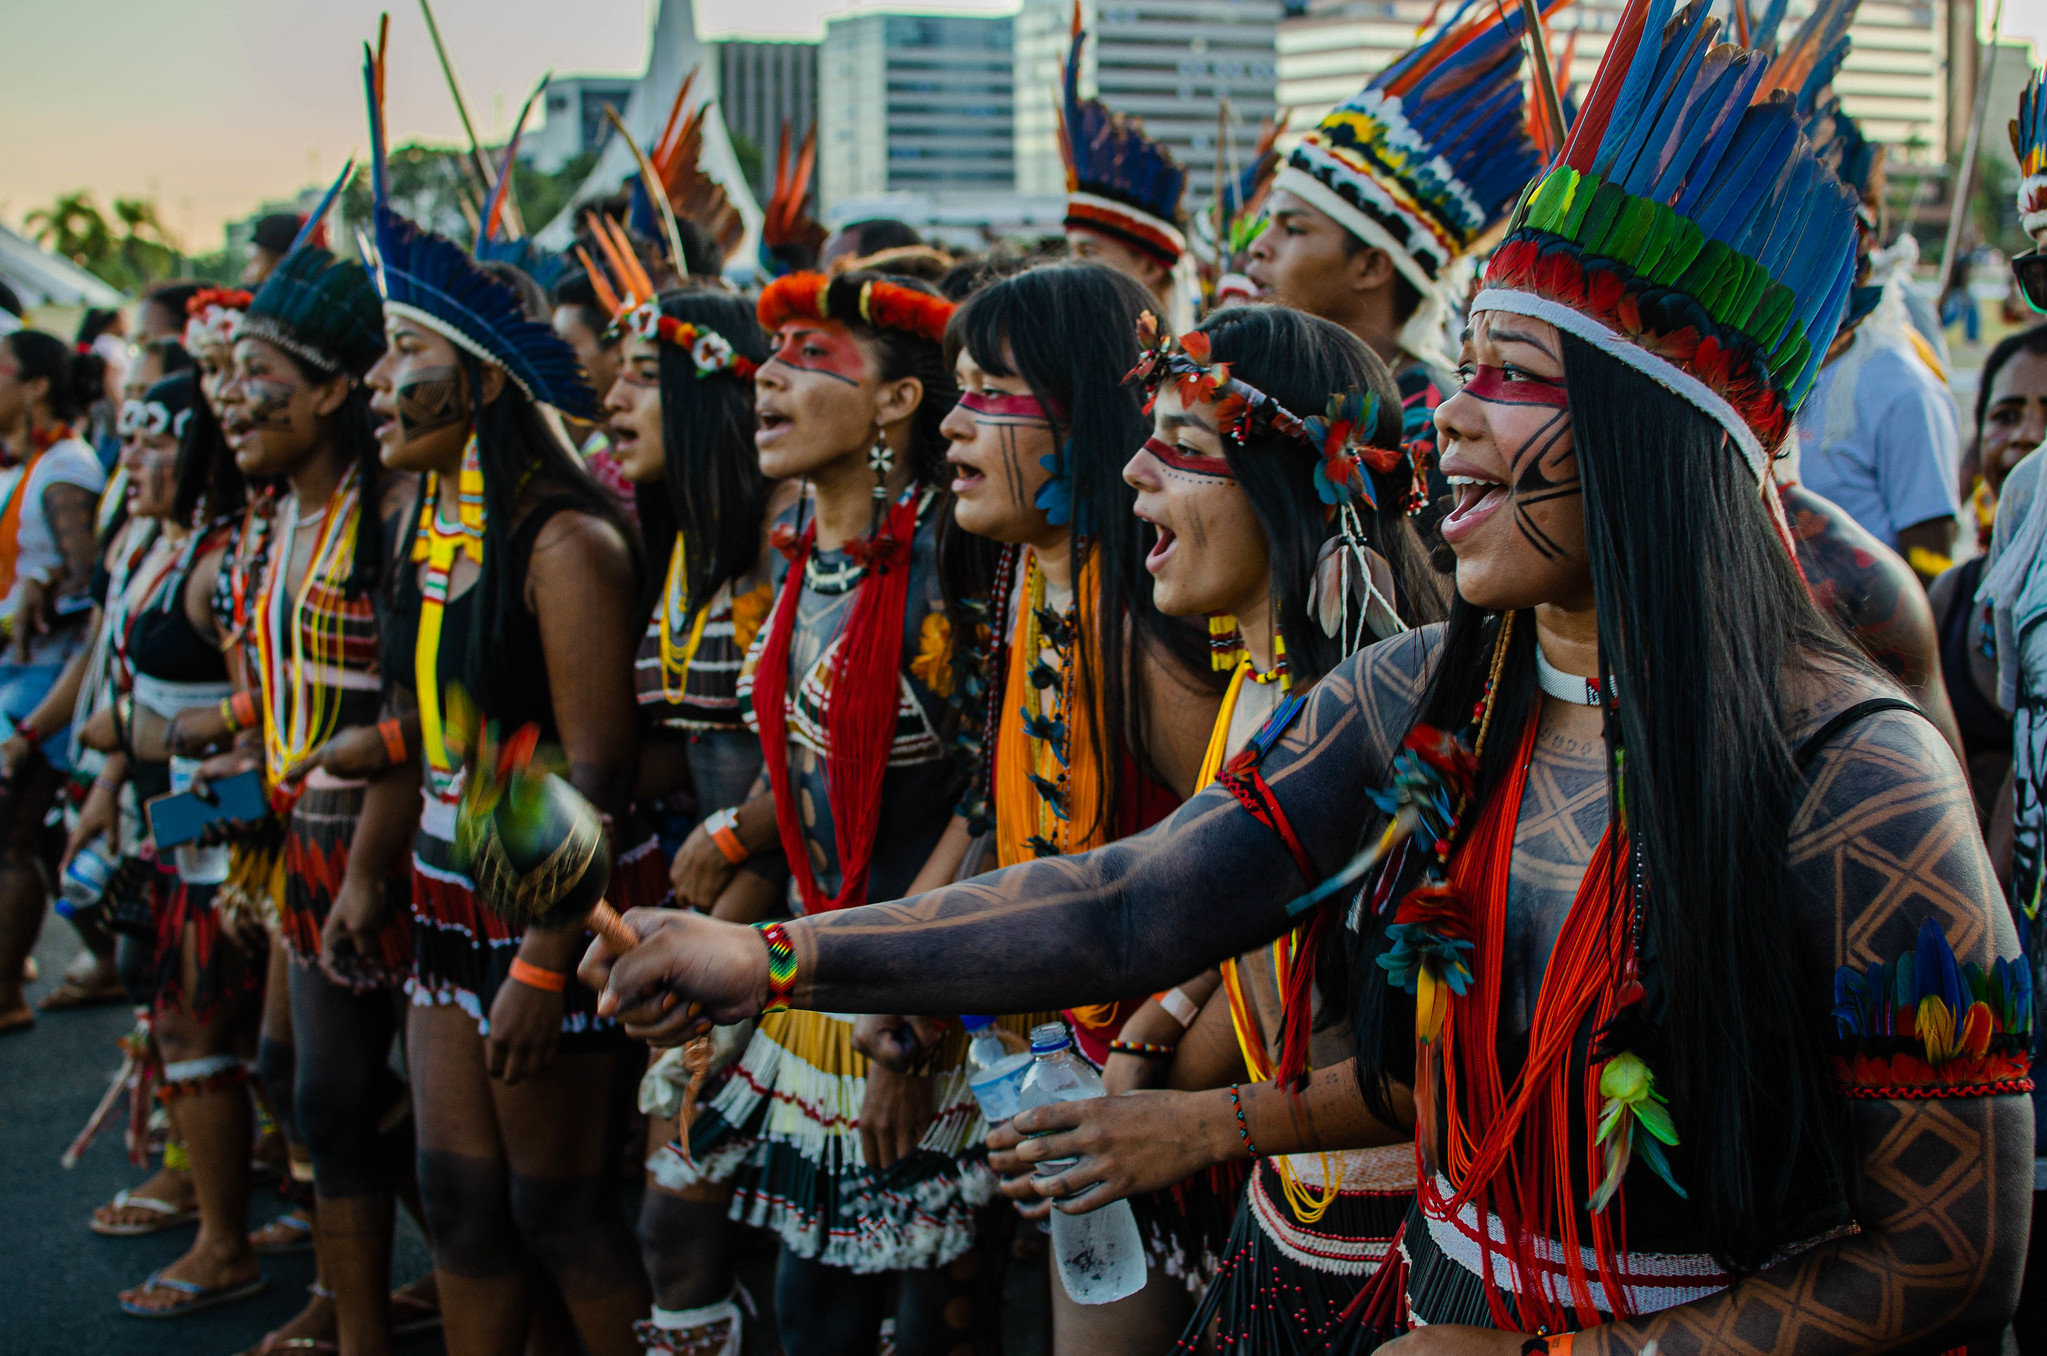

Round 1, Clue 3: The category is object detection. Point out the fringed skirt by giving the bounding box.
[680,1010,1047,1274]
[1134,1161,1249,1295]
[275,778,412,988]
[1182,1147,1415,1353]
[152,859,266,1024]
[408,826,667,1045]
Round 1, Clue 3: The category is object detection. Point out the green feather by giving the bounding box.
[1678,239,1732,308]
[1606,197,1657,268]
[1576,182,1629,252]
[1651,217,1705,287]
[1525,168,1577,234]
[1560,172,1602,239]
[1749,283,1795,351]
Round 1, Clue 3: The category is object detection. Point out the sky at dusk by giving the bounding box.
[2,0,2042,253]
[0,0,1013,249]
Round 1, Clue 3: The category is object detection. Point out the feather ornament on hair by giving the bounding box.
[362,21,597,418]
[759,121,825,278]
[1058,1,1188,266]
[288,160,356,258]
[629,67,744,266]
[2014,68,2047,248]
[472,76,569,290]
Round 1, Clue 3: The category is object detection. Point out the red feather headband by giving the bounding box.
[756,271,955,346]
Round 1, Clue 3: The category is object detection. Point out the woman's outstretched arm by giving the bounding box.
[584,627,1442,1027]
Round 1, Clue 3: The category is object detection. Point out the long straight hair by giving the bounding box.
[260,346,388,597]
[1196,304,1447,687]
[169,372,247,529]
[389,364,642,718]
[633,288,771,624]
[1349,335,1870,1269]
[946,262,1219,829]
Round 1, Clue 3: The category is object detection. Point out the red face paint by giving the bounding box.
[1461,363,1570,409]
[957,389,1052,423]
[765,322,868,386]
[1139,435,1235,479]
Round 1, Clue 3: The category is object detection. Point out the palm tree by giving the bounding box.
[110,197,180,284]
[23,192,115,273]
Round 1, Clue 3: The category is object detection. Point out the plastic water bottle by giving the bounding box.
[56,836,115,919]
[1016,1021,1147,1305]
[962,1015,1033,1126]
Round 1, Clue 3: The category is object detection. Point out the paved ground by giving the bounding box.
[1,920,1051,1356]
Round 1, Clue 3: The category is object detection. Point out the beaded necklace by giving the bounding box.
[656,535,713,703]
[410,437,485,779]
[1017,553,1076,856]
[254,466,361,784]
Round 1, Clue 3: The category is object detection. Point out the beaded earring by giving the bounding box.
[867,430,894,501]
[1207,613,1244,671]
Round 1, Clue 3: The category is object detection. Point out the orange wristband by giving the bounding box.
[227,690,257,732]
[377,718,407,766]
[507,957,565,993]
[705,807,748,864]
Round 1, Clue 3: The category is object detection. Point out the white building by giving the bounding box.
[1015,0,1284,203]
[817,11,1016,213]
[524,75,640,174]
[1277,0,1947,170]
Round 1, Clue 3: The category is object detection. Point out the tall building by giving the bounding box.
[716,39,820,198]
[1277,0,1946,172]
[524,75,640,173]
[817,11,1016,212]
[1015,0,1283,204]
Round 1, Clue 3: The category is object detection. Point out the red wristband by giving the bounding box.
[377,718,408,766]
[14,723,41,748]
[508,957,566,993]
[705,807,748,864]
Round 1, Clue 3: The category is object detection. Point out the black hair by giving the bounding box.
[1349,335,1871,1271]
[835,219,924,259]
[137,337,196,385]
[257,341,388,597]
[251,213,303,256]
[550,268,611,346]
[946,262,1220,830]
[5,330,102,424]
[477,259,551,322]
[633,289,771,625]
[143,281,207,332]
[393,361,642,718]
[1974,320,2047,435]
[1340,233,1425,326]
[1195,304,1446,686]
[74,309,122,348]
[168,372,247,528]
[675,219,722,280]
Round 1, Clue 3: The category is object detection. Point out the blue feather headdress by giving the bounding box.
[1474,0,1863,482]
[472,76,570,293]
[1058,3,1187,266]
[1272,0,1557,290]
[241,243,386,380]
[360,33,595,418]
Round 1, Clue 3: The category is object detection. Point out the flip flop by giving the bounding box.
[90,1188,199,1237]
[118,1268,269,1318]
[250,1209,315,1255]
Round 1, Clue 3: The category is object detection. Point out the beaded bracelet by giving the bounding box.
[1107,1040,1175,1058]
[755,920,797,1013]
[1227,1084,1258,1156]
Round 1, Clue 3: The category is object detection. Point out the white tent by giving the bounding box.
[0,221,125,310]
[535,0,763,264]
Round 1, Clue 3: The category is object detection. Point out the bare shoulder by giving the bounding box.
[528,505,631,576]
[1266,624,1443,780]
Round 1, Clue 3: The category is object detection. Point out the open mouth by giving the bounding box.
[755,408,791,445]
[609,422,639,452]
[1441,474,1507,542]
[946,451,985,495]
[1144,521,1177,573]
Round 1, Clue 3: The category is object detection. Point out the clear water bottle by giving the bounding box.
[1016,1021,1147,1305]
[962,1015,1032,1126]
[57,835,115,919]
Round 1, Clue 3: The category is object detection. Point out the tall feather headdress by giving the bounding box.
[473,74,570,292]
[627,67,744,269]
[361,20,596,418]
[1474,0,1862,478]
[1059,2,1188,267]
[758,120,825,278]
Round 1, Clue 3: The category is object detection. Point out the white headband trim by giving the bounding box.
[1469,287,1771,481]
[1274,165,1444,296]
[1066,191,1187,256]
[384,301,533,404]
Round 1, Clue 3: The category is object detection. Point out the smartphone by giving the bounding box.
[145,769,268,848]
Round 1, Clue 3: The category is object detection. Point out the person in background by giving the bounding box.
[1930,323,2047,829]
[1794,127,1962,582]
[817,218,925,274]
[136,281,208,346]
[242,212,306,288]
[551,267,636,515]
[0,330,109,1035]
[1244,3,1546,556]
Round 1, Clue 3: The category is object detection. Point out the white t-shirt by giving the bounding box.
[1,436,107,665]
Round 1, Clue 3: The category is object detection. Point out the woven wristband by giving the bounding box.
[705,807,748,864]
[377,718,408,766]
[508,957,566,993]
[755,920,797,1013]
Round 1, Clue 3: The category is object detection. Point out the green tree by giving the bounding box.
[109,197,181,288]
[24,192,115,275]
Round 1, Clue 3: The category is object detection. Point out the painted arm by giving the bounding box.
[1576,708,2031,1356]
[582,627,1442,1025]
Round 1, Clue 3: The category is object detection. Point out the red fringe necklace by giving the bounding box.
[752,487,925,913]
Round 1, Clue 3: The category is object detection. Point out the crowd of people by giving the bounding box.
[1,0,2041,1352]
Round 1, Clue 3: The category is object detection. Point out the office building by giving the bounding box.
[1015,0,1283,203]
[716,39,820,198]
[817,11,1015,211]
[524,75,640,173]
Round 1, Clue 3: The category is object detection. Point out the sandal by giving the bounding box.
[118,1268,269,1318]
[90,1187,198,1237]
[250,1208,315,1255]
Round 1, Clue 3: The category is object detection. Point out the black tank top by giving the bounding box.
[1938,556,2012,760]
